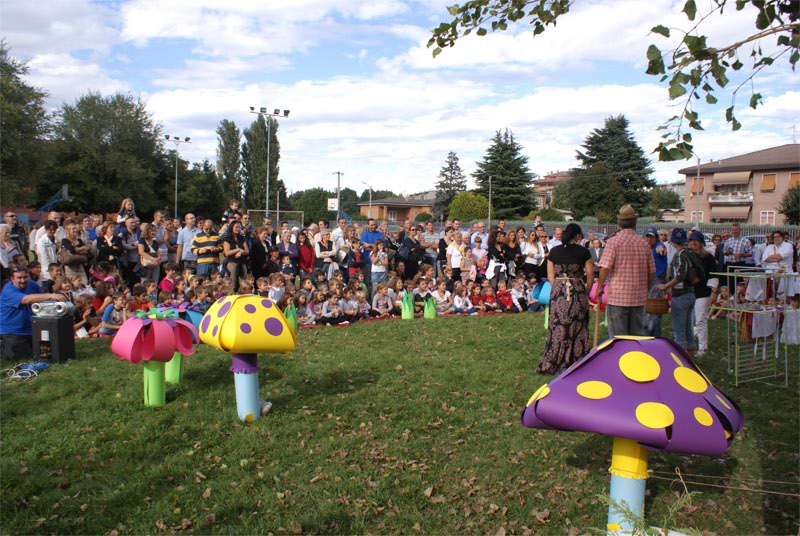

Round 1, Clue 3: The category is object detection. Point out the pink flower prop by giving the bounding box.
[111,311,199,364]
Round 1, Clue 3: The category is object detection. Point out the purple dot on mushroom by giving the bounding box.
[244,304,257,314]
[217,301,232,317]
[261,299,273,308]
[217,296,226,304]
[201,315,211,333]
[212,325,218,337]
[241,323,252,334]
[264,318,283,336]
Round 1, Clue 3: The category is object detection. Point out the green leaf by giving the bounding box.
[790,50,800,67]
[447,4,460,16]
[732,118,741,131]
[749,93,762,108]
[725,106,735,122]
[683,35,707,55]
[683,133,692,142]
[705,93,718,104]
[668,78,687,99]
[476,27,487,36]
[651,25,670,37]
[646,44,662,61]
[777,35,790,47]
[682,0,697,20]
[732,59,743,70]
[432,47,442,58]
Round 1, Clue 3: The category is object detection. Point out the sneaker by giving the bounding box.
[260,400,273,415]
[340,321,350,326]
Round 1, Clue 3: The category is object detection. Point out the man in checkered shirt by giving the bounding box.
[722,222,754,287]
[595,205,655,338]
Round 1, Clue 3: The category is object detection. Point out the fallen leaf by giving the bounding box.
[413,522,422,531]
[423,487,433,497]
[495,528,506,536]
[535,508,550,524]
[202,488,212,499]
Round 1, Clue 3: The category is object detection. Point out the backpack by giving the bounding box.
[678,249,706,286]
[396,243,410,261]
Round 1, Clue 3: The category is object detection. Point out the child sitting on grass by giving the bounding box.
[355,290,371,319]
[371,283,392,317]
[452,283,476,315]
[295,293,315,325]
[269,273,285,303]
[99,293,127,337]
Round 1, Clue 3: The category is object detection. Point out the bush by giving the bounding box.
[525,207,566,222]
[449,192,490,221]
[414,212,433,222]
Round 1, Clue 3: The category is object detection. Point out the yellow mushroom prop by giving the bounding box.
[199,296,296,421]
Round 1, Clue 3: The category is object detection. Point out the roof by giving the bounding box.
[678,144,800,175]
[357,197,434,207]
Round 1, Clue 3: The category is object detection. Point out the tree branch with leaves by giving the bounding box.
[429,0,799,161]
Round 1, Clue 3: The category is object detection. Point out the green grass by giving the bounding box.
[1,314,798,535]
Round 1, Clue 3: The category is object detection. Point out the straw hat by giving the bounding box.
[617,204,637,221]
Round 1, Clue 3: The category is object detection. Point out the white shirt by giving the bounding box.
[522,241,545,266]
[761,242,793,272]
[36,235,59,279]
[547,238,562,249]
[447,243,464,269]
[332,227,345,247]
[36,225,65,247]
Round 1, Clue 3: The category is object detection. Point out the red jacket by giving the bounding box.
[297,244,315,274]
[496,289,512,308]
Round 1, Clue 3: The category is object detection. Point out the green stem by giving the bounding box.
[143,361,166,407]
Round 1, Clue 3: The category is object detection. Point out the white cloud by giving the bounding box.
[26,53,129,106]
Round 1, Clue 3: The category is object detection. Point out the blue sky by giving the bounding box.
[2,0,798,203]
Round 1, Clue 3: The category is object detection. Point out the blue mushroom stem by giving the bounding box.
[230,353,261,422]
[607,437,649,532]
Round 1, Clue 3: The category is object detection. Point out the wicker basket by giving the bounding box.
[646,288,670,315]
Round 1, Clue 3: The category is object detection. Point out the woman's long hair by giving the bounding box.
[118,198,135,213]
[562,223,583,245]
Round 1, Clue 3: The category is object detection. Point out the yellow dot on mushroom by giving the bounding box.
[674,366,707,393]
[724,429,732,439]
[614,336,655,340]
[618,351,660,382]
[670,352,683,367]
[596,339,614,351]
[715,394,732,410]
[576,381,612,400]
[694,407,713,427]
[526,384,550,406]
[636,402,675,429]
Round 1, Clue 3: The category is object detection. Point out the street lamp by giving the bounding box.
[165,135,191,218]
[361,181,373,219]
[249,106,290,218]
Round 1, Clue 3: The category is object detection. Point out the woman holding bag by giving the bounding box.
[137,223,161,284]
[61,221,90,285]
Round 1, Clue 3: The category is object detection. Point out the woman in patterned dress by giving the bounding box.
[536,223,594,375]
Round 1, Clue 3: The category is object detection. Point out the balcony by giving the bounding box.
[707,191,754,205]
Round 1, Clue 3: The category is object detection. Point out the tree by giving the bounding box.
[415,212,433,222]
[472,129,535,219]
[241,115,281,211]
[216,119,242,204]
[49,91,164,214]
[0,41,50,207]
[644,188,683,217]
[167,155,226,220]
[553,164,625,221]
[433,151,467,220]
[576,115,655,214]
[448,191,491,221]
[429,0,800,161]
[778,184,799,225]
[339,187,360,219]
[289,188,334,225]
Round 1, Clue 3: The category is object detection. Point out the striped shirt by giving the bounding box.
[723,236,753,265]
[597,229,655,307]
[191,231,220,265]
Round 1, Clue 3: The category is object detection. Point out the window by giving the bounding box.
[689,211,704,223]
[760,211,776,225]
[388,210,397,221]
[790,172,800,189]
[368,209,374,218]
[690,177,704,195]
[760,173,776,192]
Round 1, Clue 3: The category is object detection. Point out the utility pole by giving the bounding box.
[333,171,344,218]
[488,175,492,228]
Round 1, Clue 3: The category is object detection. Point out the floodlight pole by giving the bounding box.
[333,171,344,218]
[165,135,191,218]
[250,107,291,219]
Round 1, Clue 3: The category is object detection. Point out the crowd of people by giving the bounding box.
[1,198,798,370]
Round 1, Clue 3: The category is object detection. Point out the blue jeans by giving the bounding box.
[645,277,665,337]
[671,292,696,352]
[196,263,218,277]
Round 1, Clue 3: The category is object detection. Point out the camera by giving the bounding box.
[31,301,74,317]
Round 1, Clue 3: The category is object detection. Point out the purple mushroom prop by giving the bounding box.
[522,336,744,532]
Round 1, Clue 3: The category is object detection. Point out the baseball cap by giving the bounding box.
[670,228,688,244]
[688,230,705,244]
[644,226,658,237]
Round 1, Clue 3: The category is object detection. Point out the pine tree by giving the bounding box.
[575,115,655,213]
[433,151,467,220]
[472,129,535,219]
